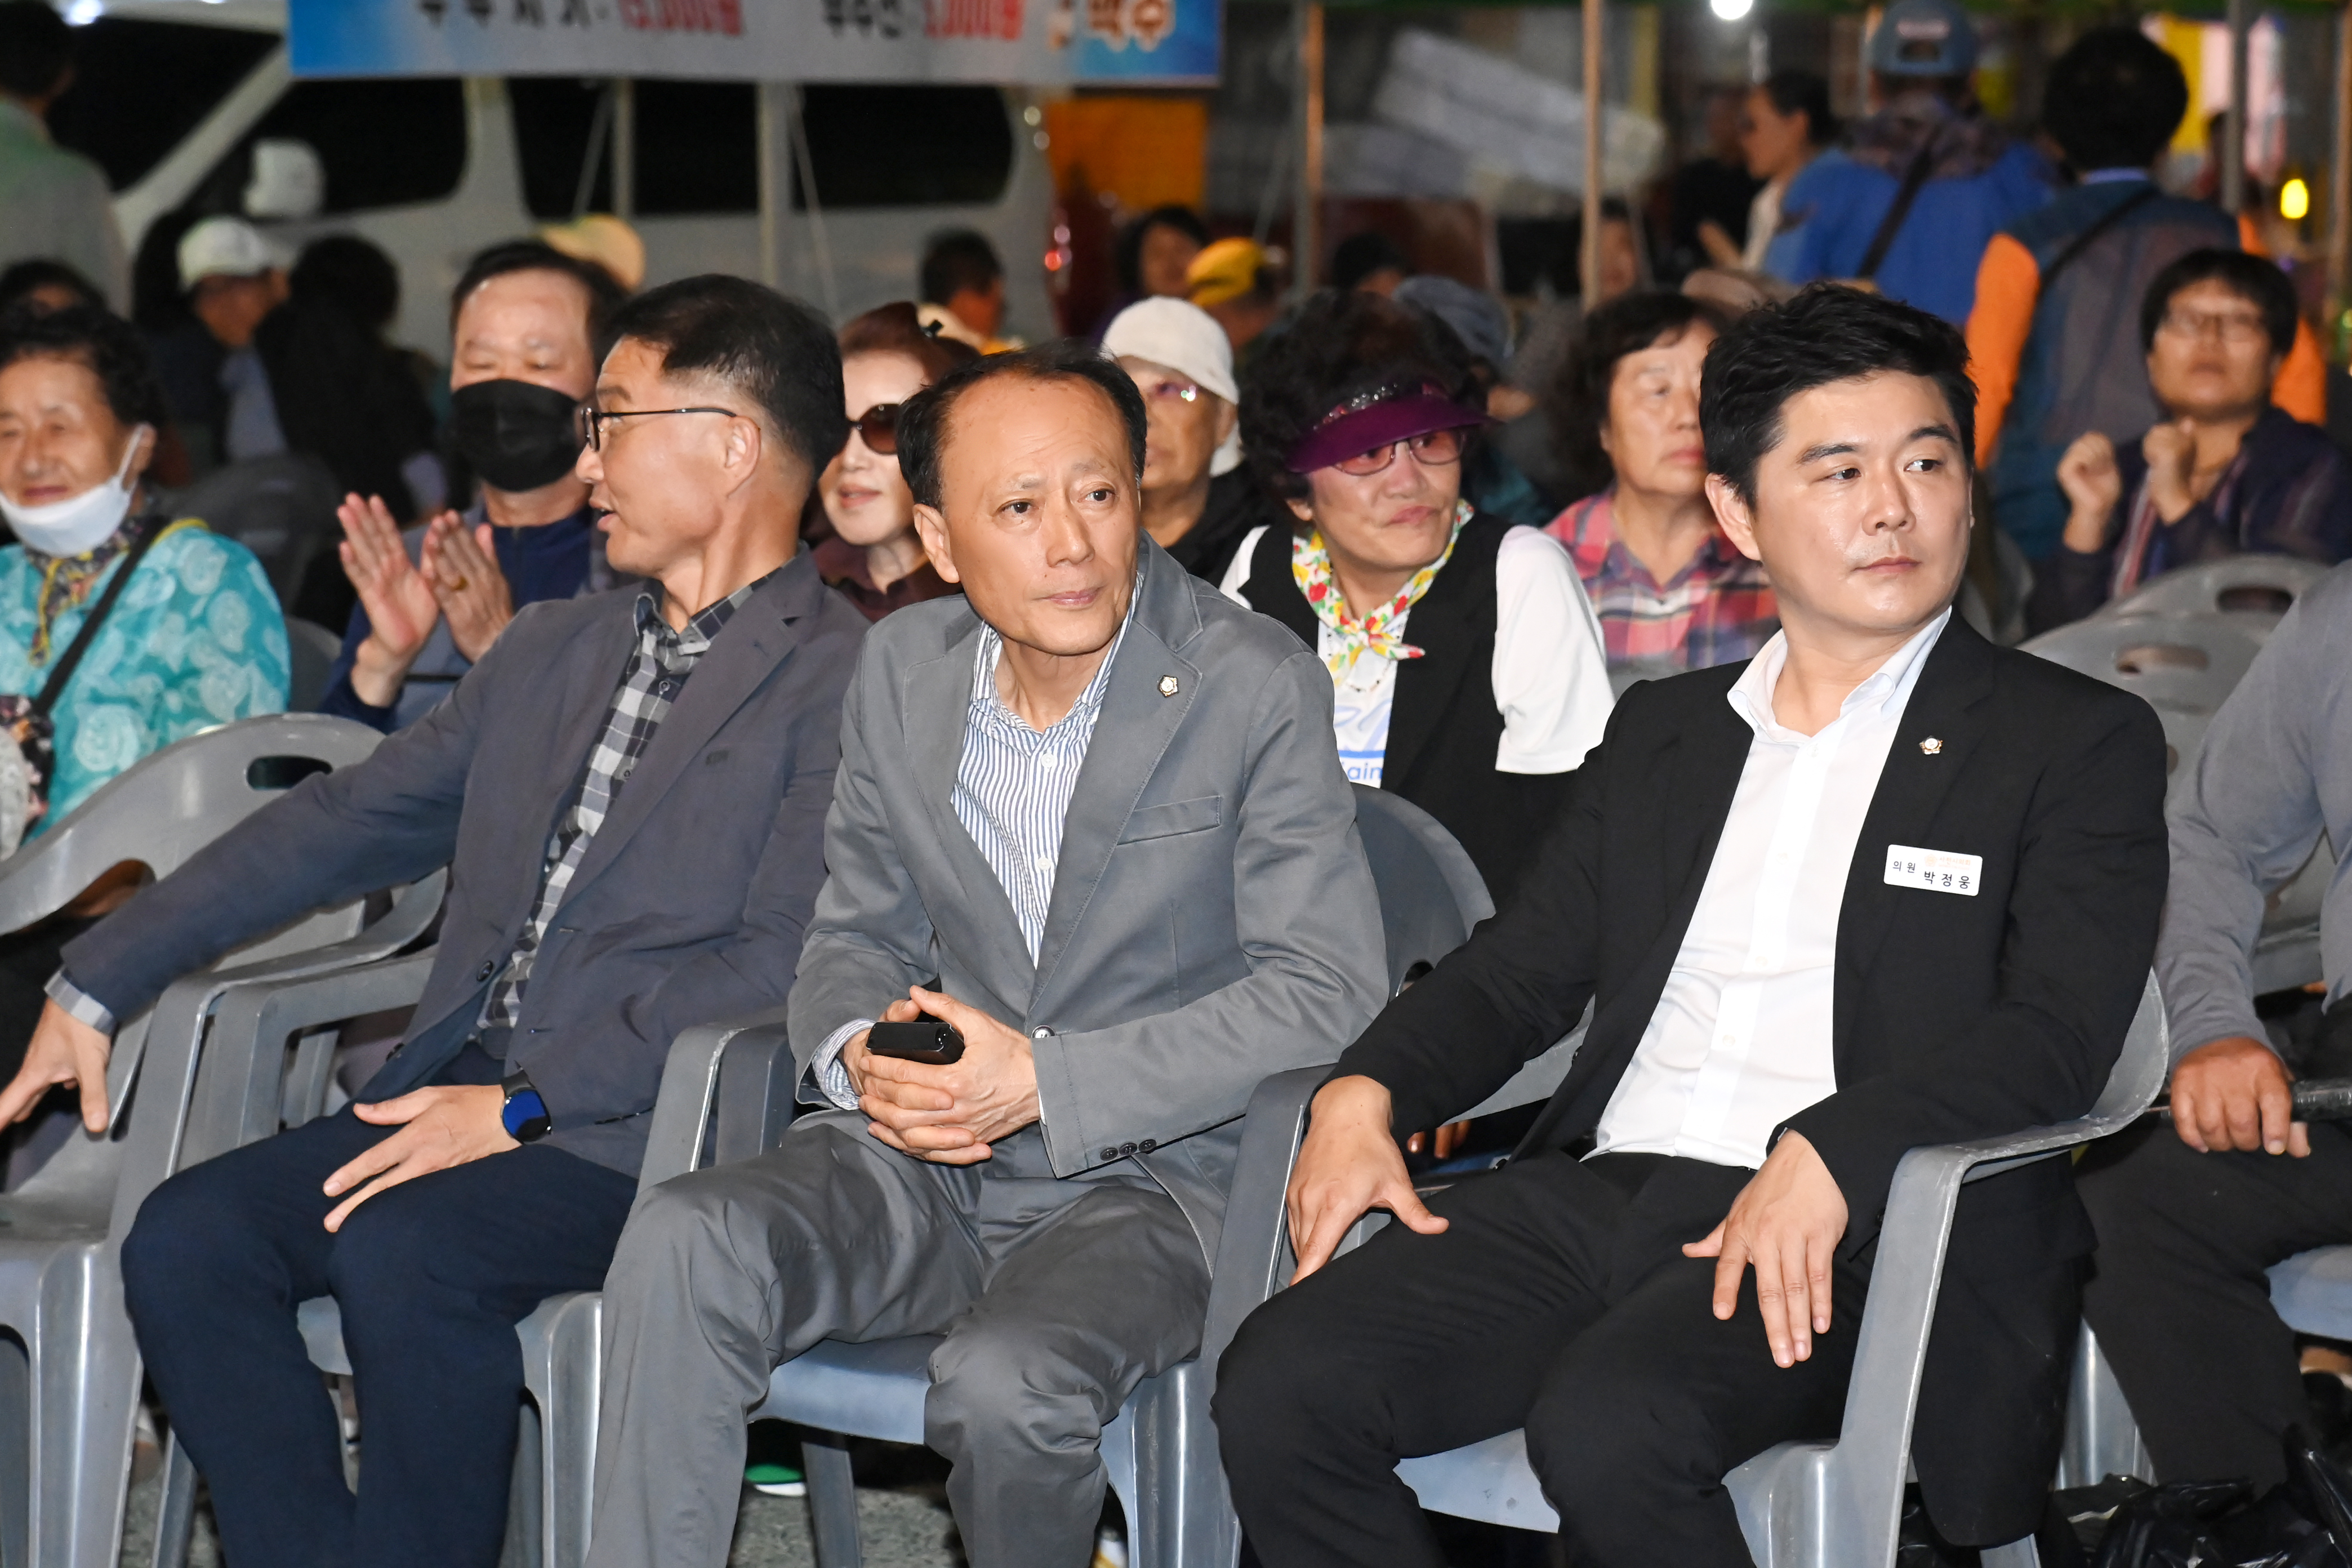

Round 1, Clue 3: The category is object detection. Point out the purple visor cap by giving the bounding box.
[1284,391,1490,475]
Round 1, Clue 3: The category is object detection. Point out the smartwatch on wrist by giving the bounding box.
[501,1070,552,1143]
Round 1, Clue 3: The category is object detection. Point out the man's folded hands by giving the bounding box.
[845,986,1042,1164]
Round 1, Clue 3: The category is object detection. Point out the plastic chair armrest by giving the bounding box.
[631,1005,795,1202]
[1827,1103,2150,1559]
[1199,1064,1326,1382]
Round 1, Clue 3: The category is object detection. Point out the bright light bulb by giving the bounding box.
[2282,177,2311,222]
[1711,0,1755,20]
[62,0,102,23]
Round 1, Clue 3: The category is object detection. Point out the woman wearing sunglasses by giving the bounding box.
[812,303,975,622]
[1220,289,1612,911]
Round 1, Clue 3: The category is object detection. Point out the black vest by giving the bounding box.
[1239,513,1571,908]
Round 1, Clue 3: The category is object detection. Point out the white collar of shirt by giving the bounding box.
[1727,607,1951,746]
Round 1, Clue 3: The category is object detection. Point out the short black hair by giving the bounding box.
[1240,287,1478,506]
[449,239,629,357]
[1331,232,1412,291]
[0,1,71,101]
[1551,291,1730,497]
[920,229,1004,306]
[1758,70,1838,148]
[2043,28,2190,173]
[1114,205,1211,297]
[1699,283,1975,506]
[292,234,400,335]
[0,259,103,315]
[896,340,1147,513]
[602,275,848,474]
[2139,248,2298,357]
[0,304,171,430]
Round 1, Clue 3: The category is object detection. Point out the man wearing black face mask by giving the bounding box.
[318,242,629,732]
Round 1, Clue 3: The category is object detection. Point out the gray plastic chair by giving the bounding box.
[0,715,434,1568]
[1204,973,2172,1568]
[284,620,345,714]
[2100,556,2332,623]
[2022,613,2266,723]
[142,952,802,1568]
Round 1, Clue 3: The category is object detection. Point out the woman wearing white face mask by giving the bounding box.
[0,306,288,831]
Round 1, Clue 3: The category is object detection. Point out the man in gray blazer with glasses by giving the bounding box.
[588,342,1389,1568]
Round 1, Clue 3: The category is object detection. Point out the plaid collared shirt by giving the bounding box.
[1545,488,1779,674]
[477,574,770,1031]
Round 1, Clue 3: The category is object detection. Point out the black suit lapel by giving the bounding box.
[1833,617,2001,1056]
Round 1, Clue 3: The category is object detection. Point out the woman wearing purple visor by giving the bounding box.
[1221,290,1612,911]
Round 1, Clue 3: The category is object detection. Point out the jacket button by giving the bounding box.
[1099,1147,1118,1161]
[1119,1142,1137,1156]
[1032,1026,1053,1039]
[476,960,496,981]
[1138,1139,1156,1153]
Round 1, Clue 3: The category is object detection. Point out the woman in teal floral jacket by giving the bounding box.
[0,305,287,834]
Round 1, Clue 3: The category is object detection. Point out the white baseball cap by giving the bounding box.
[1103,297,1244,476]
[177,217,286,292]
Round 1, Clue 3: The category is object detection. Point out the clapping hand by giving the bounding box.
[2140,419,2200,524]
[338,493,451,707]
[2055,433,2122,554]
[420,514,515,663]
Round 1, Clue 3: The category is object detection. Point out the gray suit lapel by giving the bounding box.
[903,613,1037,1010]
[1030,548,1202,1010]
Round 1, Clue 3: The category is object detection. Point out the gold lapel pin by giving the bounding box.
[1919,737,1943,755]
[1158,676,1181,698]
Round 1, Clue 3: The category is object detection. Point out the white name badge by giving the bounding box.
[1884,844,1981,897]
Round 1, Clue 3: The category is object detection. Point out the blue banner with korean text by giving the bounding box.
[288,0,1220,85]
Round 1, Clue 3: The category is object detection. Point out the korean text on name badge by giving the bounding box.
[1883,844,1981,897]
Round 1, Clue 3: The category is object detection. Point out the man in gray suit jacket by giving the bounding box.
[588,342,1388,1568]
[0,278,871,1568]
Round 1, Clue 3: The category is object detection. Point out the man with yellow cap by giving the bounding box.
[1187,237,1283,363]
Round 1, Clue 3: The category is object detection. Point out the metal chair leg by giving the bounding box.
[800,1433,862,1568]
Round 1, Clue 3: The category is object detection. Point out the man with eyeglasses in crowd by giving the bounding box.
[0,275,869,1568]
[2035,249,2352,627]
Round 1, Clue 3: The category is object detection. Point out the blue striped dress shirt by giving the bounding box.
[811,611,1132,1110]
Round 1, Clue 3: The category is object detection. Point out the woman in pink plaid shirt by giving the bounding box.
[1547,293,1779,680]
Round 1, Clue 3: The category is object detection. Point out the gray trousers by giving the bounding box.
[585,1113,1211,1568]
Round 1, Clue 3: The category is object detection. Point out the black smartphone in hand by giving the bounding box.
[865,1019,966,1066]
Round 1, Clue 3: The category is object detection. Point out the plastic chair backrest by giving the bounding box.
[2102,556,2332,622]
[0,714,384,939]
[1350,784,1494,996]
[285,619,345,713]
[2020,612,2264,717]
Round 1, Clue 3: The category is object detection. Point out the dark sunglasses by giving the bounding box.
[851,403,903,455]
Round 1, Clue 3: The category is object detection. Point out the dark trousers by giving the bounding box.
[2078,1119,2352,1489]
[119,1089,636,1568]
[1214,1150,1870,1568]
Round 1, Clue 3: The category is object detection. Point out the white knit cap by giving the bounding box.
[1102,297,1242,475]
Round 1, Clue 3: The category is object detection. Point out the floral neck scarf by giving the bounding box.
[27,514,144,667]
[1291,500,1471,682]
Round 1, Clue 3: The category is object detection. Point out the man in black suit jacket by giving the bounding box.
[0,278,871,1568]
[1215,285,2170,1566]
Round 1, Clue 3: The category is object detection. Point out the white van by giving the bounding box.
[50,0,1057,352]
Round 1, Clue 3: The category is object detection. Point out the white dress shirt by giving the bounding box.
[1591,609,1950,1168]
[1219,523,1614,785]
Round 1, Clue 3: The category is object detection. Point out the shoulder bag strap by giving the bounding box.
[2035,185,2163,296]
[1854,131,1945,283]
[32,517,180,717]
